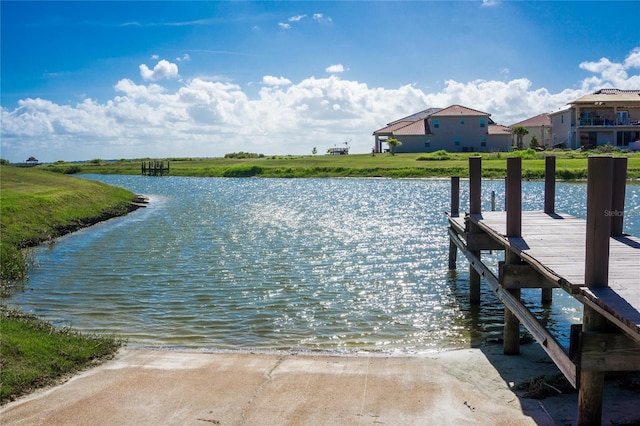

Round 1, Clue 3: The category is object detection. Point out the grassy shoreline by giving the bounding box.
[39,149,640,180]
[0,166,141,403]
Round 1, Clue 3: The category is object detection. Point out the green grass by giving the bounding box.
[0,166,136,404]
[0,308,122,403]
[41,149,640,179]
[1,166,138,283]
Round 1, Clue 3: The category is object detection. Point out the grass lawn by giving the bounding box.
[40,149,640,179]
[0,309,122,403]
[0,166,137,403]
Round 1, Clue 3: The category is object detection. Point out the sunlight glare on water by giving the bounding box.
[8,177,640,354]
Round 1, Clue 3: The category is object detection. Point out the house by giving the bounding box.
[548,105,574,149]
[510,113,552,149]
[549,88,640,149]
[373,105,512,153]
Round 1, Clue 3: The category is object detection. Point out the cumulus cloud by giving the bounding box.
[2,47,639,162]
[262,76,292,86]
[326,64,345,73]
[289,14,306,22]
[176,54,191,62]
[140,60,179,81]
[579,48,640,90]
[278,22,291,29]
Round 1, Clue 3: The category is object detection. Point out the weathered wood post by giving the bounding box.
[611,157,627,237]
[468,157,482,304]
[578,156,613,426]
[544,156,556,214]
[448,176,460,269]
[504,157,522,355]
[542,155,556,303]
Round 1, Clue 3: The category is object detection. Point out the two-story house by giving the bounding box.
[549,89,640,149]
[373,105,512,153]
[510,113,552,149]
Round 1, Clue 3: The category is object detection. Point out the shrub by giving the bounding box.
[224,152,264,159]
[416,150,451,161]
[509,148,538,160]
[222,165,263,177]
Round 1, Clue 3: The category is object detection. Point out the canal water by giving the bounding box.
[7,177,640,354]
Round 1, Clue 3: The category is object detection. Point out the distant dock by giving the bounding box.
[447,156,639,425]
[141,160,169,176]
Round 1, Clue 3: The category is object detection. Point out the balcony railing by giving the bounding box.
[579,119,640,127]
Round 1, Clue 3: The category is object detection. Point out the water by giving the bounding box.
[6,177,640,354]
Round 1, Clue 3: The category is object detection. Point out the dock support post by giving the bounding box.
[578,156,613,425]
[448,177,460,270]
[544,156,556,214]
[468,157,482,304]
[578,306,607,426]
[504,157,522,355]
[542,156,556,303]
[611,157,627,237]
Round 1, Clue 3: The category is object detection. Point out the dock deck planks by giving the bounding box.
[449,211,640,342]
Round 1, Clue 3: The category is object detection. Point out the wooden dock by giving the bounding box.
[141,160,169,176]
[448,156,639,425]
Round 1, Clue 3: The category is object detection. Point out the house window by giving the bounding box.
[480,118,486,128]
[433,119,439,129]
[481,136,486,147]
[454,137,460,146]
[425,138,430,148]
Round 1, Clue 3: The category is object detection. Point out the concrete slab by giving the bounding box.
[1,344,637,425]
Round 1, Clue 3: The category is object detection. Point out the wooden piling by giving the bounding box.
[585,156,612,288]
[611,157,627,237]
[469,157,482,215]
[468,158,482,304]
[542,156,556,303]
[544,156,556,214]
[506,157,522,238]
[504,157,522,355]
[451,177,460,217]
[448,177,460,270]
[578,156,613,425]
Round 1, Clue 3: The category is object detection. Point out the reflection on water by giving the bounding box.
[7,177,640,353]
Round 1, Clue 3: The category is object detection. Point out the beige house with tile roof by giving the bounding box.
[373,105,512,153]
[510,113,552,149]
[549,88,640,149]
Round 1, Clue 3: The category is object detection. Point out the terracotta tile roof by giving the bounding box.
[430,104,491,117]
[511,113,551,128]
[394,120,429,135]
[373,121,413,135]
[488,124,512,135]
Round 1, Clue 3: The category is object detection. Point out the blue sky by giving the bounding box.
[2,1,639,162]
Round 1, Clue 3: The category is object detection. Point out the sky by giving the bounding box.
[1,1,640,163]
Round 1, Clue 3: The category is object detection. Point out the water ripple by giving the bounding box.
[7,177,639,354]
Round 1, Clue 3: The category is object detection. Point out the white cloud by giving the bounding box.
[579,48,640,90]
[262,76,292,86]
[140,59,179,81]
[326,64,345,73]
[278,22,291,29]
[289,14,306,22]
[482,0,500,6]
[2,47,639,162]
[313,13,332,23]
[176,54,191,62]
